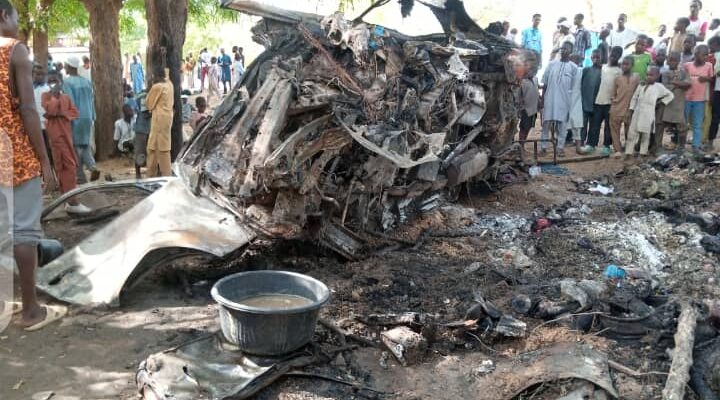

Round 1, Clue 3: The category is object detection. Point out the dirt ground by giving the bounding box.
[2,149,720,399]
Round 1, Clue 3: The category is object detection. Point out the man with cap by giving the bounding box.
[63,55,100,183]
[550,20,575,61]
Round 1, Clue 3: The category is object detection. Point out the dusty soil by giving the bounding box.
[1,154,719,400]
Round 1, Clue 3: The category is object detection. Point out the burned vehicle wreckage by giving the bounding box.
[178,0,536,256]
[36,0,537,306]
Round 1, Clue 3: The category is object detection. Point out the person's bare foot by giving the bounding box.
[19,305,46,328]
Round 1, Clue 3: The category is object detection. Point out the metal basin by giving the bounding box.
[211,270,330,355]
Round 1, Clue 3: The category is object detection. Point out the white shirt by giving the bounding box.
[687,17,707,40]
[113,117,136,151]
[608,28,638,56]
[200,52,211,66]
[33,83,50,129]
[78,65,92,82]
[595,65,622,105]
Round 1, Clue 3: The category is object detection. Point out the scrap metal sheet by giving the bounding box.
[37,178,255,306]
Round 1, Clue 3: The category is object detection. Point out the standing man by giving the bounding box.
[597,28,611,64]
[219,48,232,94]
[64,56,99,183]
[130,55,145,95]
[0,0,64,331]
[550,20,574,61]
[199,48,210,93]
[78,55,91,82]
[522,14,543,67]
[573,14,592,64]
[608,14,637,56]
[146,67,174,177]
[687,0,708,43]
[540,41,578,156]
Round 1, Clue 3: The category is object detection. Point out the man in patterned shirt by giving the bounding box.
[0,0,65,331]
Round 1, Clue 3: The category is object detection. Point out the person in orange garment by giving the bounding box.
[42,71,92,214]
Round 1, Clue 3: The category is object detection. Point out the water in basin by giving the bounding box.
[237,294,313,310]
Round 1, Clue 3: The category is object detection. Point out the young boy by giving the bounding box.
[42,72,91,214]
[658,51,692,154]
[587,46,624,155]
[189,95,210,133]
[609,56,641,157]
[113,104,135,155]
[0,0,64,330]
[684,44,714,152]
[681,35,696,64]
[669,17,690,54]
[207,56,220,102]
[655,49,668,72]
[630,35,652,81]
[625,66,674,158]
[133,92,150,179]
[579,50,602,152]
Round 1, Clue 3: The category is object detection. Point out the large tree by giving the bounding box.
[31,0,54,68]
[145,0,188,161]
[82,0,124,161]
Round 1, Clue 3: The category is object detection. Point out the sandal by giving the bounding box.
[24,305,67,332]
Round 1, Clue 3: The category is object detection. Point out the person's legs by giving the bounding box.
[599,105,612,148]
[709,91,720,145]
[56,138,78,194]
[540,120,551,151]
[609,111,623,153]
[581,111,592,143]
[639,130,652,155]
[688,101,705,149]
[587,107,603,147]
[146,149,158,177]
[78,145,99,181]
[12,178,44,326]
[625,118,640,156]
[158,151,172,176]
[652,120,665,156]
[556,121,569,154]
[555,121,568,149]
[74,145,88,184]
[702,101,712,146]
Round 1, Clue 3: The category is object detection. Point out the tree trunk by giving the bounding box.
[32,0,55,69]
[145,0,188,161]
[82,0,124,161]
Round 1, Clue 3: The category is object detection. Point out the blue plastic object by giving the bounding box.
[604,264,626,279]
[374,25,385,36]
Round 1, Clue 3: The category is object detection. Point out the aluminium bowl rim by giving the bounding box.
[211,270,330,315]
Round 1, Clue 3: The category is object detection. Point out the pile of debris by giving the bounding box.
[178,0,536,258]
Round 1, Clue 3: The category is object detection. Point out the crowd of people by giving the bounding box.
[181,46,245,101]
[513,0,720,158]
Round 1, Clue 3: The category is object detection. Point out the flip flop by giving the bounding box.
[24,305,67,332]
